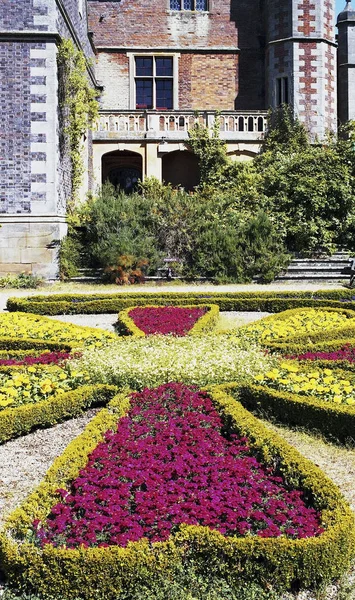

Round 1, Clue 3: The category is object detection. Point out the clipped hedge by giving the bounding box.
[264,337,355,355]
[6,289,355,315]
[1,386,354,598]
[0,384,117,444]
[232,382,355,444]
[0,337,72,352]
[116,304,219,336]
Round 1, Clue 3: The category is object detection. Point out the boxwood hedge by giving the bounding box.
[0,386,354,598]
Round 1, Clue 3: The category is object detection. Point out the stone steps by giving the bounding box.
[276,253,352,281]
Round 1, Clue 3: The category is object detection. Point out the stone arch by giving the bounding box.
[101,150,143,193]
[162,150,200,191]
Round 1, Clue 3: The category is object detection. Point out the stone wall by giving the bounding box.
[0,0,96,278]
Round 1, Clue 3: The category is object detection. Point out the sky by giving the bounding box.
[336,0,347,17]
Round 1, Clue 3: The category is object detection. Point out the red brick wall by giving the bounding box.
[88,0,238,49]
[179,53,238,109]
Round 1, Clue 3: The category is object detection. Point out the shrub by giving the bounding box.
[0,273,43,289]
[7,289,355,315]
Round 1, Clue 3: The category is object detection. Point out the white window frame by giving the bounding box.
[128,53,180,111]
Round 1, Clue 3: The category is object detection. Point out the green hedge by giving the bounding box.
[0,384,117,444]
[1,386,354,598]
[6,290,355,315]
[264,337,355,355]
[0,337,72,351]
[232,383,355,444]
[116,304,220,336]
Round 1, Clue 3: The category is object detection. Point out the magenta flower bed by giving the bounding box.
[35,383,323,549]
[128,306,207,335]
[290,344,355,363]
[0,351,76,367]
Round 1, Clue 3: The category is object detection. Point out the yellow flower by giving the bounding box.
[333,395,342,404]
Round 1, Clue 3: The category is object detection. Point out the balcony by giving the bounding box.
[93,110,268,142]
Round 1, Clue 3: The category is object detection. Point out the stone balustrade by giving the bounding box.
[93,110,268,141]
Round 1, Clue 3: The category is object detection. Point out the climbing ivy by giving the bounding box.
[187,112,229,187]
[57,39,99,209]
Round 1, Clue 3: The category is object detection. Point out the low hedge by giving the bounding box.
[1,386,354,598]
[6,290,355,315]
[264,337,355,355]
[116,304,219,336]
[0,383,117,444]
[233,383,355,444]
[0,337,72,352]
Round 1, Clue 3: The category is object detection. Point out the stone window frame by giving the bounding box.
[168,0,211,12]
[128,53,180,111]
[276,76,289,105]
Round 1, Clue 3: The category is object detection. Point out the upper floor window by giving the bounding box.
[170,0,208,11]
[135,56,174,110]
[276,77,289,105]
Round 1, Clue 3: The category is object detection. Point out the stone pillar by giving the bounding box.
[337,1,355,123]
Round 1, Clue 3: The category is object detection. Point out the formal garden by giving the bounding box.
[0,288,354,600]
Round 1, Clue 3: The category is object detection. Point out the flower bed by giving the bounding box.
[0,313,116,349]
[242,307,355,344]
[116,304,219,336]
[34,382,322,548]
[0,364,88,411]
[291,344,355,363]
[254,361,355,407]
[0,351,75,367]
[1,385,354,598]
[71,332,275,390]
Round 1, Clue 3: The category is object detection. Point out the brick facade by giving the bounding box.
[0,0,351,276]
[0,0,96,277]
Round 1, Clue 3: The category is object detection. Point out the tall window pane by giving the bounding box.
[196,0,207,9]
[135,57,153,77]
[136,80,153,109]
[156,80,173,110]
[156,57,173,77]
[183,0,193,9]
[170,0,181,9]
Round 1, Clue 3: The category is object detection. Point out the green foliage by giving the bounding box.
[58,235,82,281]
[7,289,355,315]
[255,108,355,255]
[0,273,43,289]
[57,40,99,207]
[187,113,230,186]
[260,104,309,154]
[0,273,41,289]
[0,581,279,600]
[81,182,161,274]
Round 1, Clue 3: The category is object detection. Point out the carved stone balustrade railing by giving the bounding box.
[93,110,268,141]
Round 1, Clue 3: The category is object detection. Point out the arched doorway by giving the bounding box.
[102,150,143,194]
[162,150,200,191]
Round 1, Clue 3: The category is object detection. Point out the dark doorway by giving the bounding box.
[102,150,143,193]
[162,150,200,191]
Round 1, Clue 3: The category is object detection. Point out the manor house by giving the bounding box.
[1,0,354,277]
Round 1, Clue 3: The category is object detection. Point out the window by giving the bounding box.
[135,56,174,110]
[170,0,208,11]
[276,77,289,105]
